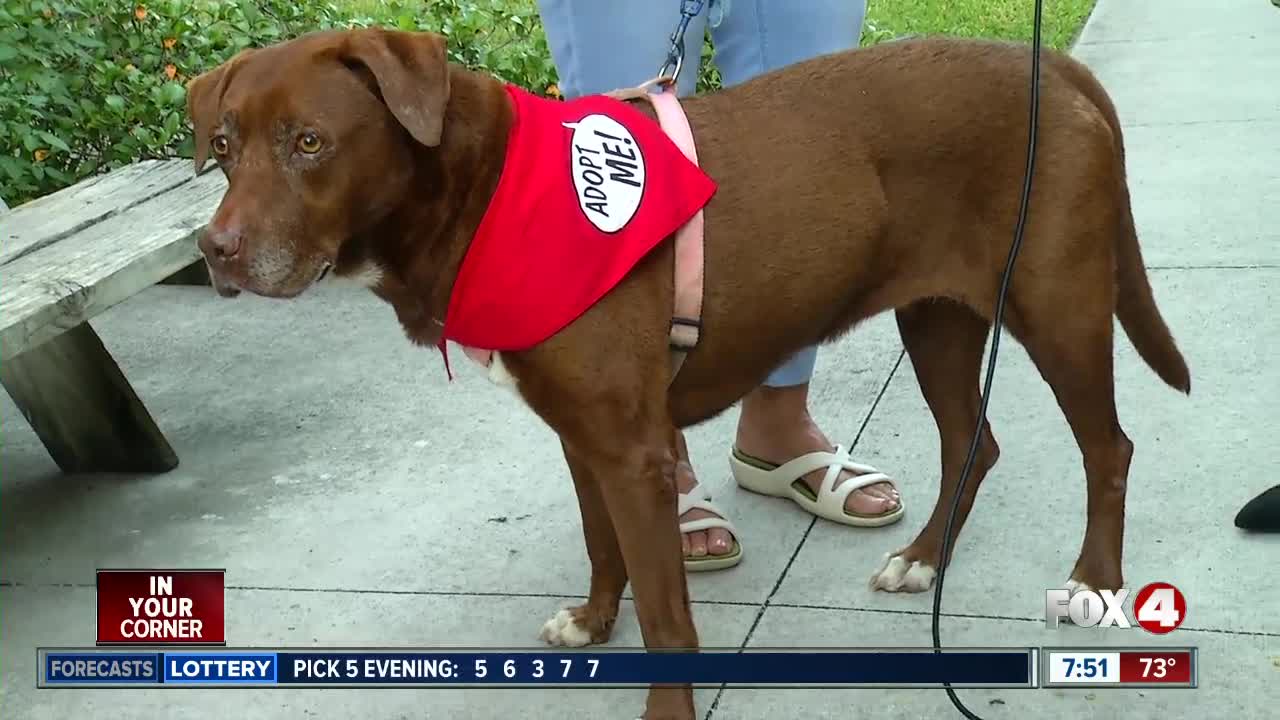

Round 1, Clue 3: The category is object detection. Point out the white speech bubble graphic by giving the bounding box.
[564,114,646,233]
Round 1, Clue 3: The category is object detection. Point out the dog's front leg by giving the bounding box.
[577,416,697,720]
[540,440,628,647]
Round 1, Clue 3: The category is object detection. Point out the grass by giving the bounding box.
[863,0,1098,50]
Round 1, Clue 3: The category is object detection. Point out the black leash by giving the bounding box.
[931,1,1044,718]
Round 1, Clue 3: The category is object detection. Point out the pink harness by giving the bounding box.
[459,82,706,382]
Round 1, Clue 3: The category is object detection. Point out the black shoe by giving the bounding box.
[1234,485,1280,531]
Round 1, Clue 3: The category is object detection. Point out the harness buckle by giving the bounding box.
[669,316,702,352]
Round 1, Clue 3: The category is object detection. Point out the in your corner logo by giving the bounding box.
[564,114,646,233]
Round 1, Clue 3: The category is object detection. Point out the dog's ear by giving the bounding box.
[186,49,253,173]
[341,28,451,147]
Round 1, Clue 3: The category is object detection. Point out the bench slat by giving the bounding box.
[0,169,226,361]
[0,160,197,267]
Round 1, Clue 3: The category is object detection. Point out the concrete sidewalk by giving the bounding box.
[3,1,1277,718]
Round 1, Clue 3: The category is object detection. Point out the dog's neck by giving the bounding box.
[353,65,513,348]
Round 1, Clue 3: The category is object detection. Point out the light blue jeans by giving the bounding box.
[536,0,867,387]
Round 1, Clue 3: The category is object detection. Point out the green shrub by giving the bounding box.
[0,0,560,206]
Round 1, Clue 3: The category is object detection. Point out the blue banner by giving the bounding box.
[45,653,160,685]
[163,653,278,683]
[39,648,1034,688]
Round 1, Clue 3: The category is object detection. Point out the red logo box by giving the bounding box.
[96,569,225,645]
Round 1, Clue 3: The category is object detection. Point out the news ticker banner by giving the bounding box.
[37,647,1196,690]
[79,568,1195,691]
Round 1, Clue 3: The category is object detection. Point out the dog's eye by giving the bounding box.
[211,136,229,156]
[297,132,323,154]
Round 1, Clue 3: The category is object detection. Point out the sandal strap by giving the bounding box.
[761,444,884,482]
[761,444,894,501]
[678,483,739,536]
[813,445,894,504]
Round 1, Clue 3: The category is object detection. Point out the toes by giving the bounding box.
[687,530,709,558]
[539,608,593,647]
[706,527,734,556]
[825,471,901,516]
[844,492,887,516]
[679,506,736,559]
[844,485,900,515]
[869,553,936,593]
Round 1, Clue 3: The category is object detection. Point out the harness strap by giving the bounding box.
[606,79,707,383]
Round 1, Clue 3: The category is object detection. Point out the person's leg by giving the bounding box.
[536,1,740,565]
[536,0,705,99]
[711,0,901,520]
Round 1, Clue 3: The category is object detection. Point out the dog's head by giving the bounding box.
[186,28,451,298]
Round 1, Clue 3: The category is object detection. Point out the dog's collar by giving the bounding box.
[436,83,715,383]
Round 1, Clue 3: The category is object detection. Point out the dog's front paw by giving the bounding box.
[868,552,937,593]
[1054,578,1094,626]
[538,608,595,647]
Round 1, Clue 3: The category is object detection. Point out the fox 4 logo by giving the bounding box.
[1045,581,1187,634]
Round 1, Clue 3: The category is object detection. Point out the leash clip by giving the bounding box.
[657,0,707,87]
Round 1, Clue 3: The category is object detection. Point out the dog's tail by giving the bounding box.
[1059,55,1191,394]
[1114,184,1191,394]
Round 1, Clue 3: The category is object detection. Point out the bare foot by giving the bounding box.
[736,384,900,517]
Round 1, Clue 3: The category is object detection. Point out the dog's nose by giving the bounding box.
[199,224,243,261]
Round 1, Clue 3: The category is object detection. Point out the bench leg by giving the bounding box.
[1,322,179,474]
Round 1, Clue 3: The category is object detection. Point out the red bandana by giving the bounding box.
[439,84,717,373]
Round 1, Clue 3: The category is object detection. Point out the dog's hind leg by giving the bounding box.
[539,440,628,648]
[870,299,1000,593]
[1015,278,1133,594]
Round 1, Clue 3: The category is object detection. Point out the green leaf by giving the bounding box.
[159,81,185,107]
[238,0,261,24]
[104,94,126,111]
[163,111,179,135]
[0,44,16,63]
[0,156,25,182]
[37,130,70,152]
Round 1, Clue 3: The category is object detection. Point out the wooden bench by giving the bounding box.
[1,160,226,473]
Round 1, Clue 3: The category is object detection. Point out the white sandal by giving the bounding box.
[679,482,743,572]
[730,444,904,527]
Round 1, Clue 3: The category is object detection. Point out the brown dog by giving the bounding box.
[186,28,1189,719]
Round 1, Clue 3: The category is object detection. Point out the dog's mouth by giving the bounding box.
[207,263,243,298]
[208,261,331,299]
[270,261,333,298]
